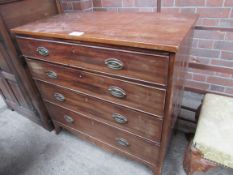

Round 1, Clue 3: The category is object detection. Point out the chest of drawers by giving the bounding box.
[12,12,197,175]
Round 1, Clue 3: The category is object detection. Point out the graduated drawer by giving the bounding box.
[36,81,163,142]
[45,101,160,164]
[17,37,169,86]
[27,59,165,116]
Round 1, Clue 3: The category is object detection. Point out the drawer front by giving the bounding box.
[45,101,160,164]
[28,59,165,116]
[18,37,169,86]
[36,81,163,142]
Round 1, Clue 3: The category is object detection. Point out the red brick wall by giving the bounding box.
[61,0,233,96]
[61,0,93,11]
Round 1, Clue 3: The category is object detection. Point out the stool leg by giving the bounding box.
[183,141,217,175]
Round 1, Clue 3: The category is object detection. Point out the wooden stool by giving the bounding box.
[183,93,233,175]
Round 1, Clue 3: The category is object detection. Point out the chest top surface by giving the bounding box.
[12,12,198,52]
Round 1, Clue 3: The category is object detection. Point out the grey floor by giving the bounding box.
[0,97,232,175]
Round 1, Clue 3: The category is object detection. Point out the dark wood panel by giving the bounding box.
[0,0,59,29]
[27,59,166,116]
[37,81,163,142]
[46,102,160,165]
[0,0,63,130]
[18,37,169,86]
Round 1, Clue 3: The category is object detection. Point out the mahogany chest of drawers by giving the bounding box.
[12,12,197,175]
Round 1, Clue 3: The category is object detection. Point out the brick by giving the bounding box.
[206,0,223,7]
[162,0,174,7]
[135,0,155,7]
[162,7,180,13]
[207,76,233,87]
[221,51,233,60]
[225,88,233,95]
[180,8,196,14]
[175,0,205,7]
[188,68,214,76]
[197,8,230,18]
[224,0,233,6]
[118,7,139,12]
[102,0,122,7]
[123,0,135,7]
[219,19,233,28]
[62,2,73,11]
[226,32,233,41]
[200,19,219,27]
[190,48,220,58]
[211,59,233,67]
[193,30,225,40]
[185,80,209,90]
[191,39,198,48]
[192,74,206,81]
[190,56,210,64]
[215,72,232,78]
[198,39,214,49]
[93,0,102,7]
[186,72,193,80]
[210,84,225,92]
[214,41,233,51]
[138,7,155,12]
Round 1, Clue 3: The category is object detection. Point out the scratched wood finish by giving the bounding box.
[13,12,197,175]
[12,12,198,52]
[17,37,169,86]
[27,59,166,116]
[37,81,163,142]
[46,101,160,165]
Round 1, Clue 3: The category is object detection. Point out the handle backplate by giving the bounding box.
[112,113,128,124]
[54,93,65,102]
[108,86,126,98]
[116,138,129,147]
[105,58,124,70]
[37,47,49,56]
[46,71,57,79]
[64,115,74,123]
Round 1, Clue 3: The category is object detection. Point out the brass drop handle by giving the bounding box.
[105,58,124,70]
[64,115,74,124]
[116,138,129,147]
[54,93,65,102]
[46,71,57,79]
[108,86,126,98]
[112,113,128,124]
[37,47,49,56]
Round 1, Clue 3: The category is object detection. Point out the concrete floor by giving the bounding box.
[0,97,232,175]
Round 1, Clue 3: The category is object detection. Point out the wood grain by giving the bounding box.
[12,12,198,52]
[27,59,166,116]
[37,81,163,142]
[17,37,169,86]
[46,101,160,165]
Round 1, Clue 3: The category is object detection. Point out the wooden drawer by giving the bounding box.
[18,37,169,86]
[36,81,163,142]
[27,59,165,116]
[45,101,160,164]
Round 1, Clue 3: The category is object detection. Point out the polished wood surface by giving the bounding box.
[36,81,163,142]
[17,37,169,86]
[46,101,160,164]
[27,59,166,116]
[12,12,198,52]
[13,12,196,175]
